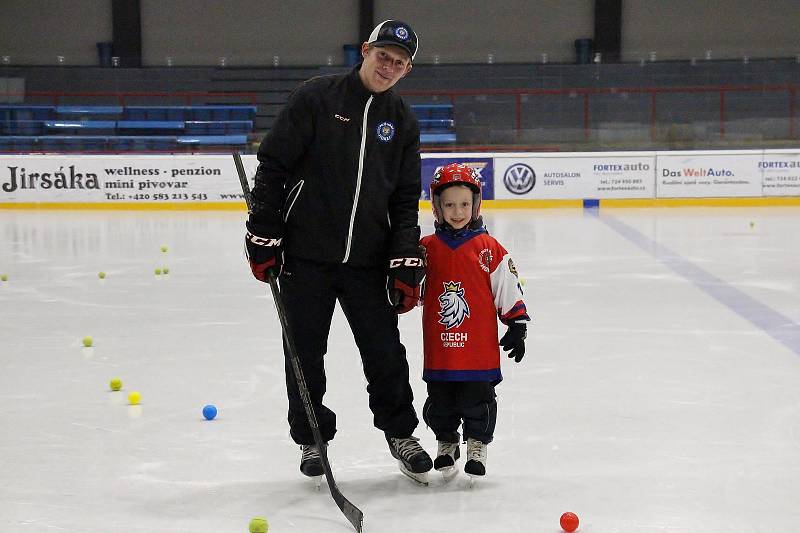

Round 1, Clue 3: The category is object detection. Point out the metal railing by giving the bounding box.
[401,83,799,150]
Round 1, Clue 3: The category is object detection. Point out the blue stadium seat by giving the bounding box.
[45,120,116,135]
[189,105,257,121]
[412,104,456,143]
[1,120,45,135]
[40,135,110,151]
[177,134,248,145]
[184,120,253,134]
[420,133,457,143]
[418,118,456,133]
[56,105,123,114]
[111,136,177,151]
[123,106,189,121]
[116,120,185,130]
[0,136,38,151]
[0,104,56,121]
[116,120,185,135]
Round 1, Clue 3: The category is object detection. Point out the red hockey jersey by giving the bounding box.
[421,226,529,383]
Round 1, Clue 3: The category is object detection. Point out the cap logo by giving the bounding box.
[395,26,409,41]
[376,121,396,142]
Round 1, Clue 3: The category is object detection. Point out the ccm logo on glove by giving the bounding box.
[247,234,282,247]
[245,222,284,282]
[387,247,427,314]
[389,257,425,268]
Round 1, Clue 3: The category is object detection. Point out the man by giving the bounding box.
[245,20,432,483]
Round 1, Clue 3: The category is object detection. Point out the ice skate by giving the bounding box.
[434,440,460,482]
[387,436,433,486]
[300,443,325,489]
[464,438,486,486]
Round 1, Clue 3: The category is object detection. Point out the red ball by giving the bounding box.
[560,512,579,532]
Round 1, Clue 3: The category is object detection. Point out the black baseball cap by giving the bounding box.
[367,20,418,61]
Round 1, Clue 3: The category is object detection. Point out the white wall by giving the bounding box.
[0,0,111,66]
[140,0,357,66]
[376,0,594,64]
[623,0,800,61]
[1,0,799,66]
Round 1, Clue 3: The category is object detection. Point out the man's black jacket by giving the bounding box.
[249,64,421,267]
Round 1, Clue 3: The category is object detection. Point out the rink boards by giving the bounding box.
[1,149,799,209]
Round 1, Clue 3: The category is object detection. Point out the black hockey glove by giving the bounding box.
[386,246,426,314]
[500,322,527,363]
[245,220,283,281]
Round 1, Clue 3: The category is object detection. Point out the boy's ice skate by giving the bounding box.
[464,438,487,486]
[387,436,433,486]
[300,443,325,489]
[434,440,460,482]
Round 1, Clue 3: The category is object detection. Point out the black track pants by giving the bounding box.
[278,257,419,444]
[423,381,497,445]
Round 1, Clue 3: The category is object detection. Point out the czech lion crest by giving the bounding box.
[438,281,470,329]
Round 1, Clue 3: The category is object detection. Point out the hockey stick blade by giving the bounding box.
[337,494,365,532]
[232,153,364,533]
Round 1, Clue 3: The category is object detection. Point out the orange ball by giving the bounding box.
[560,512,579,532]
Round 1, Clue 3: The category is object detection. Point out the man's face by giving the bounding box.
[358,43,412,93]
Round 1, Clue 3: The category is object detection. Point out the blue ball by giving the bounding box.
[202,404,217,420]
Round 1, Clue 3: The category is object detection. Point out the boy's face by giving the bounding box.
[359,43,412,93]
[439,185,473,230]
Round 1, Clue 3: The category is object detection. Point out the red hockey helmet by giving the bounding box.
[430,162,482,224]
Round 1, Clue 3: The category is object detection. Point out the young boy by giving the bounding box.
[420,162,530,481]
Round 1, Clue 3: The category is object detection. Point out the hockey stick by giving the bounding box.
[233,153,364,533]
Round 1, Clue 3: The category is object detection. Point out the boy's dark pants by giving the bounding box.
[423,381,497,444]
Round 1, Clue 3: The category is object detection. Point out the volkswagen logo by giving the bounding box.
[503,163,535,194]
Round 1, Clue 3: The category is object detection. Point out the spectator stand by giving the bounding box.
[0,92,257,153]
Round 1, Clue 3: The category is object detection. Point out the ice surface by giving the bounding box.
[1,207,799,532]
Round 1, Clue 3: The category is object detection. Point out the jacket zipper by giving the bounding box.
[342,95,373,263]
[282,180,304,222]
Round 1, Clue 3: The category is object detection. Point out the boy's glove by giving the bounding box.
[386,246,426,314]
[245,221,283,281]
[500,322,527,362]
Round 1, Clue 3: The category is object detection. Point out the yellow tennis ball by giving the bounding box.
[749,221,754,228]
[519,278,526,286]
[154,268,162,276]
[98,271,106,279]
[249,517,268,533]
[128,391,141,405]
[82,336,93,347]
[1,274,7,281]
[110,378,122,391]
[161,246,168,253]
[162,267,170,275]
